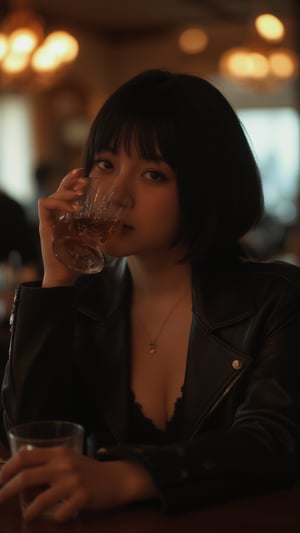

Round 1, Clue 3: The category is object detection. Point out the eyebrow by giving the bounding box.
[94,146,114,154]
[95,147,166,164]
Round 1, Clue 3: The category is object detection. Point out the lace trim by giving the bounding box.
[129,386,184,435]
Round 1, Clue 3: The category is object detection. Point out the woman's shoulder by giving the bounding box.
[193,257,300,328]
[195,256,300,292]
[241,258,300,287]
[240,259,300,311]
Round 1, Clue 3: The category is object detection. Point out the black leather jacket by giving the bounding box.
[2,257,300,512]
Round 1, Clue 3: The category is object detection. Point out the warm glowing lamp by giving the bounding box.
[0,4,79,86]
[43,31,79,63]
[31,46,61,72]
[2,51,29,73]
[269,49,298,79]
[219,44,298,90]
[245,52,270,79]
[178,28,208,54]
[219,48,270,80]
[255,14,285,42]
[8,27,38,54]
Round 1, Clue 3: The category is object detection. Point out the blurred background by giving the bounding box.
[1,0,300,269]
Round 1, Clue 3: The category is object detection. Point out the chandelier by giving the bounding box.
[0,0,79,89]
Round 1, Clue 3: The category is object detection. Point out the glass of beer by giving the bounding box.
[52,176,123,274]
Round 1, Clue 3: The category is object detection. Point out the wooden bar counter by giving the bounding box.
[1,443,300,532]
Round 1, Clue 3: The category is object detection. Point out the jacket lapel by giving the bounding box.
[183,314,253,439]
[183,265,255,439]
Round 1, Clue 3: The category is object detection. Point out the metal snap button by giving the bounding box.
[232,359,243,370]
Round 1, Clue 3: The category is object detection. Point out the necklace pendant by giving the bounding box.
[148,342,157,355]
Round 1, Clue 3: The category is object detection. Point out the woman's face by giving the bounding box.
[88,142,186,261]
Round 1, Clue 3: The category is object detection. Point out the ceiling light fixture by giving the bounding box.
[218,11,298,91]
[0,0,79,89]
[254,13,285,42]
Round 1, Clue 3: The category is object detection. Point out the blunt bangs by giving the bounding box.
[83,74,180,174]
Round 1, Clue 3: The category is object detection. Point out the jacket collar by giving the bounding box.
[77,256,255,328]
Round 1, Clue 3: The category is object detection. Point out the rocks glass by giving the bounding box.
[53,176,124,274]
[8,420,84,520]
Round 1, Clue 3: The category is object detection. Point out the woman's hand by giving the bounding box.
[38,168,88,287]
[0,447,158,522]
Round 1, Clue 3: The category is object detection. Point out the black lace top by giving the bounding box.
[128,389,184,445]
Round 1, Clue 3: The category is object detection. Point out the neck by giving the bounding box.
[127,254,192,297]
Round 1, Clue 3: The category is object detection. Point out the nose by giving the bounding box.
[107,176,134,209]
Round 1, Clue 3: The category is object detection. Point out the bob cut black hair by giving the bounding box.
[82,69,264,267]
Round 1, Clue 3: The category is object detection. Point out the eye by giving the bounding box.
[94,158,113,170]
[144,169,167,183]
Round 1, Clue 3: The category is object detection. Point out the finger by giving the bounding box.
[23,476,84,522]
[49,188,85,200]
[57,169,87,192]
[0,451,51,493]
[0,446,62,484]
[53,490,88,523]
[0,468,41,503]
[0,448,39,484]
[22,481,64,521]
[0,448,72,504]
[38,193,84,218]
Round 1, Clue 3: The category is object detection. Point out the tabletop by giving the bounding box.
[1,481,300,532]
[1,444,300,532]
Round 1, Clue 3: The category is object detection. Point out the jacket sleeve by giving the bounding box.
[97,283,300,513]
[1,282,84,442]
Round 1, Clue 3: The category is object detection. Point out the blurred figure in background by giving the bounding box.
[0,189,39,314]
[241,212,288,261]
[0,189,39,395]
[0,190,38,267]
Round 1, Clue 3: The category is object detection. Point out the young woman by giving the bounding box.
[0,69,300,522]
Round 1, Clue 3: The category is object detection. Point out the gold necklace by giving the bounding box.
[137,288,189,355]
